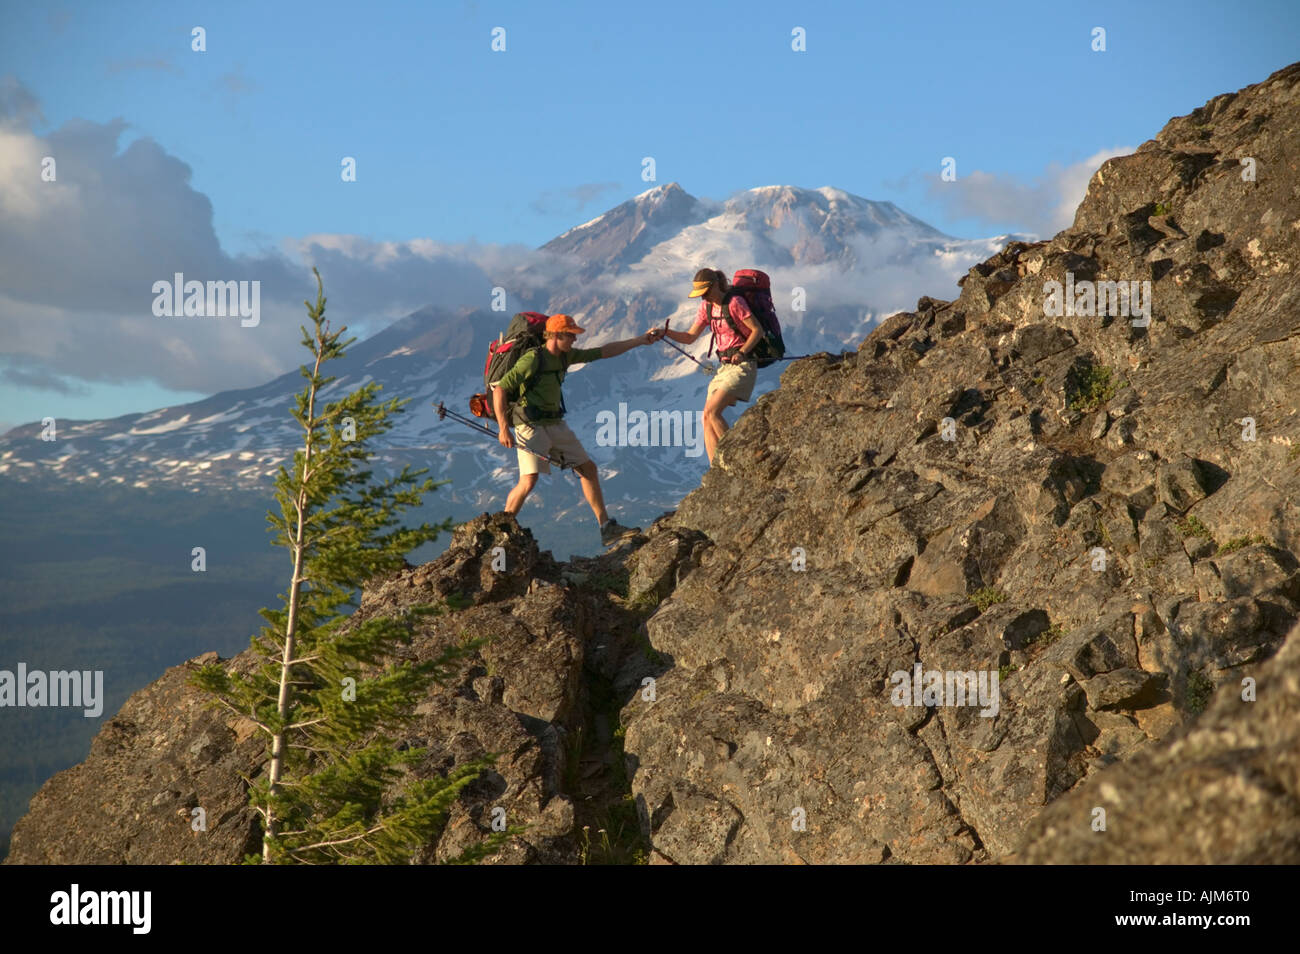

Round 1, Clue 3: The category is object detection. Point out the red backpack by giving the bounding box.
[469,311,549,419]
[710,269,787,368]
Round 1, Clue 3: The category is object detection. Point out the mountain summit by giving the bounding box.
[541,182,956,275]
[541,182,710,271]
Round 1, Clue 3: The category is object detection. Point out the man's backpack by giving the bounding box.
[712,269,786,368]
[469,311,565,422]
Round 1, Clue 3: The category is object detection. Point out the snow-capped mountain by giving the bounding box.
[545,182,952,272]
[541,182,715,274]
[0,184,1026,556]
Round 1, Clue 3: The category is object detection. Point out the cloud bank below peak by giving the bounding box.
[920,147,1134,239]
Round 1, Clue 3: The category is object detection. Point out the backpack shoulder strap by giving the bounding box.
[557,353,570,414]
[705,296,721,359]
[720,289,747,338]
[509,348,550,423]
[525,347,568,411]
[510,346,544,398]
[521,348,566,417]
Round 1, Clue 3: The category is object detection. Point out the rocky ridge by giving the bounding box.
[619,61,1300,863]
[5,514,662,864]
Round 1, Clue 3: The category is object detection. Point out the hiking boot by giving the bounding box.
[600,518,640,546]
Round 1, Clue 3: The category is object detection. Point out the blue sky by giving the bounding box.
[1,0,1297,430]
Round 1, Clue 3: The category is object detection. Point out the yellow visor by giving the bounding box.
[688,280,711,298]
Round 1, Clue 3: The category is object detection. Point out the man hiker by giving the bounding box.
[660,267,763,464]
[494,313,666,546]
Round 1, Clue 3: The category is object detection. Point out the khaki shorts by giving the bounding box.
[515,420,590,475]
[707,359,757,403]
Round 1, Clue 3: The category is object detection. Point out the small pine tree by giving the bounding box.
[192,268,502,864]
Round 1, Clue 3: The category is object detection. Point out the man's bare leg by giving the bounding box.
[575,460,608,524]
[505,472,539,514]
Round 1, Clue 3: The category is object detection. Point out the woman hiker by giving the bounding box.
[660,267,763,465]
[493,313,666,546]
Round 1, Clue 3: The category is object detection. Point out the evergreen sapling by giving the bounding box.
[192,268,510,863]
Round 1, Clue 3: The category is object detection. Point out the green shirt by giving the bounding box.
[497,345,603,421]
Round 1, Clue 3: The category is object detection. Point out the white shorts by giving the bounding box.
[515,420,590,475]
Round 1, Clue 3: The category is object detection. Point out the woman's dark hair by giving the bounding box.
[693,267,727,290]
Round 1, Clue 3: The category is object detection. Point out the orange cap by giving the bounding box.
[546,314,585,335]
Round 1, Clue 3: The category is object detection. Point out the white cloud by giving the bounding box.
[0,82,553,394]
[0,125,65,219]
[924,147,1134,238]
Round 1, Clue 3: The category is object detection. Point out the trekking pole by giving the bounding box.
[433,402,569,470]
[658,320,715,375]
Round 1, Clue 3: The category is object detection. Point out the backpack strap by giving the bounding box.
[704,290,735,359]
[555,353,570,416]
[515,347,568,422]
[720,289,746,340]
[710,289,751,358]
[522,346,546,394]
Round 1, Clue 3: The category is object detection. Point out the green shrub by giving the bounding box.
[1218,534,1268,554]
[969,587,1009,612]
[1175,515,1213,540]
[1184,671,1214,715]
[1066,365,1123,414]
[626,588,661,617]
[1026,622,1066,648]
